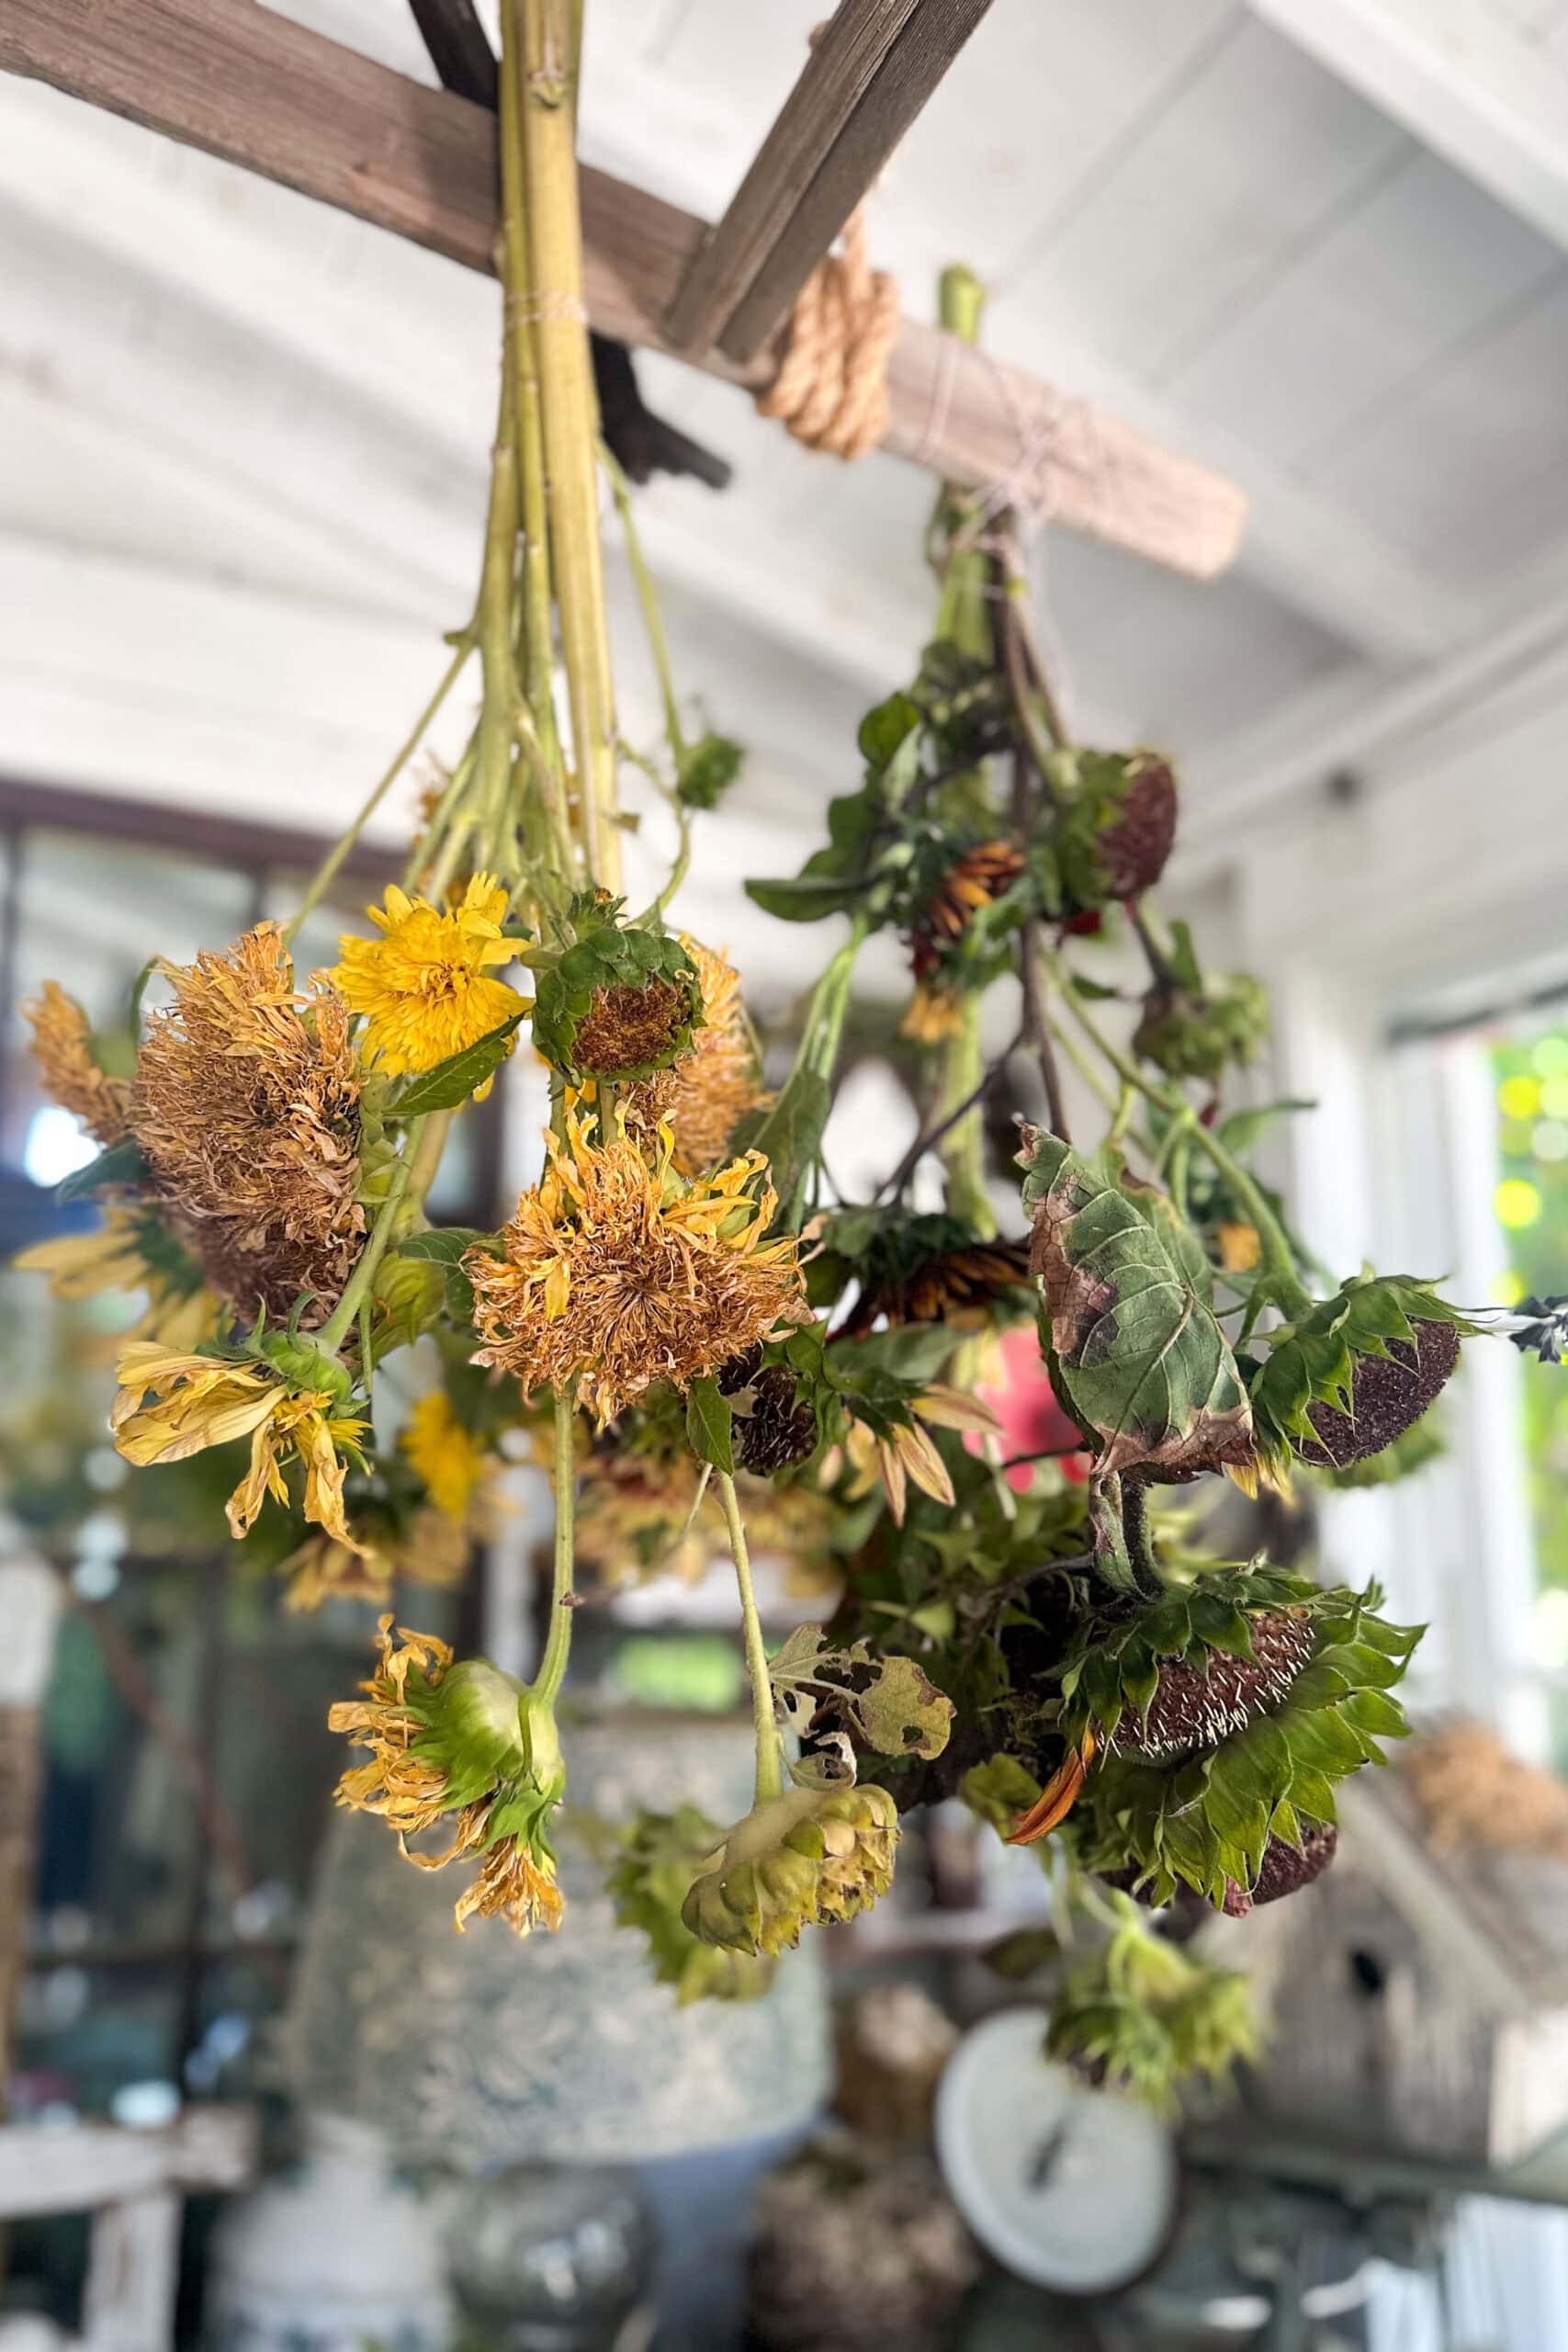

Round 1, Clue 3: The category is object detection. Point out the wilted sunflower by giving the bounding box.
[400,1389,495,1525]
[328,1617,564,1935]
[467,1116,805,1426]
[16,1204,218,1352]
[130,924,363,1324]
[333,873,528,1086]
[908,840,1026,981]
[24,980,131,1144]
[620,937,767,1176]
[111,1341,368,1551]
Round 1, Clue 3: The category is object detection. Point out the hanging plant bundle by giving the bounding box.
[17,6,1563,2116]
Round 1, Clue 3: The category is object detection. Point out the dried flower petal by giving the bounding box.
[468,1116,804,1426]
[130,924,363,1323]
[24,981,131,1144]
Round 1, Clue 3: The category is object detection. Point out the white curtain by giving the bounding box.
[1366,2197,1568,2351]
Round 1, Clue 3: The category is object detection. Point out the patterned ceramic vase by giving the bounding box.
[283,1706,832,2167]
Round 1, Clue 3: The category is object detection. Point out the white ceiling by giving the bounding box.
[3,0,1568,959]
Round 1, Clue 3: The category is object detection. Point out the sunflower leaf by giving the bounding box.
[56,1136,148,1204]
[1021,1131,1255,1479]
[768,1624,953,1759]
[684,1375,735,1476]
[386,1013,527,1117]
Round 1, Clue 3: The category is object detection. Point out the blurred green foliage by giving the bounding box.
[1490,1029,1568,1590]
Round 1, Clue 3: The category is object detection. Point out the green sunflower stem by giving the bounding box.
[535,1378,578,1704]
[1043,943,1314,1317]
[603,444,686,764]
[316,1121,425,1359]
[285,632,476,949]
[401,734,478,896]
[318,1110,453,1364]
[937,998,995,1237]
[476,341,524,879]
[719,1471,782,1805]
[516,0,620,892]
[499,2,571,884]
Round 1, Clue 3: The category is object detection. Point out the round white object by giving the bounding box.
[935,2007,1179,2296]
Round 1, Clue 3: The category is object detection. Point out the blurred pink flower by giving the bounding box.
[967,1325,1091,1492]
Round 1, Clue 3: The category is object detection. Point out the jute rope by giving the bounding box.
[755,205,900,462]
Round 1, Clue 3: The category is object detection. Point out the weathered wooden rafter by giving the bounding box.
[662,0,996,364]
[0,0,1248,580]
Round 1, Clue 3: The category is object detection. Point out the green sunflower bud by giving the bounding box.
[682,1783,899,1955]
[532,922,703,1084]
[355,1072,401,1207]
[1045,1894,1258,2114]
[1134,971,1269,1083]
[609,1805,779,2005]
[252,1328,355,1411]
[369,1250,446,1356]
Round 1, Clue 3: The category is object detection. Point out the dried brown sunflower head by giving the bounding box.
[620,937,767,1176]
[466,1114,805,1428]
[25,981,131,1144]
[129,923,364,1325]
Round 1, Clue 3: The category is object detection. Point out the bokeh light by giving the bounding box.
[1496,1177,1543,1228]
[1499,1073,1542,1122]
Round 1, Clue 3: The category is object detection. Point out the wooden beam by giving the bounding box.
[0,0,1247,580]
[1251,0,1568,259]
[662,0,995,364]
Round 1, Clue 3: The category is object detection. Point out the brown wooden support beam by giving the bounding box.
[662,0,996,365]
[0,0,1247,579]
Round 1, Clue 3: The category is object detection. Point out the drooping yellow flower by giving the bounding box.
[467,1115,805,1426]
[130,924,363,1324]
[329,1617,565,1936]
[111,1342,368,1551]
[16,1208,219,1351]
[621,937,768,1176]
[24,980,131,1144]
[333,874,528,1085]
[400,1390,492,1524]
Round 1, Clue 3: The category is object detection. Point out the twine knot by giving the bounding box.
[755,209,899,462]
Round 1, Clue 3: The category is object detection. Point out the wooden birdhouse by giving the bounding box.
[1207,1724,1568,2168]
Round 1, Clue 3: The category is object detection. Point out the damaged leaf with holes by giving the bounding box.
[1022,1129,1256,1481]
[766,1622,953,1765]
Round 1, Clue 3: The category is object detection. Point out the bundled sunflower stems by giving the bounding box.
[17,40,1564,2094]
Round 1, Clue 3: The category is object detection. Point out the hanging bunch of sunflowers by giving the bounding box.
[17,1,1565,2106]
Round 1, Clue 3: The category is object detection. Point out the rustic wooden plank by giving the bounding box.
[82,2191,182,2352]
[0,1558,62,2137]
[715,0,997,366]
[0,0,1247,577]
[0,2109,256,2220]
[663,0,993,359]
